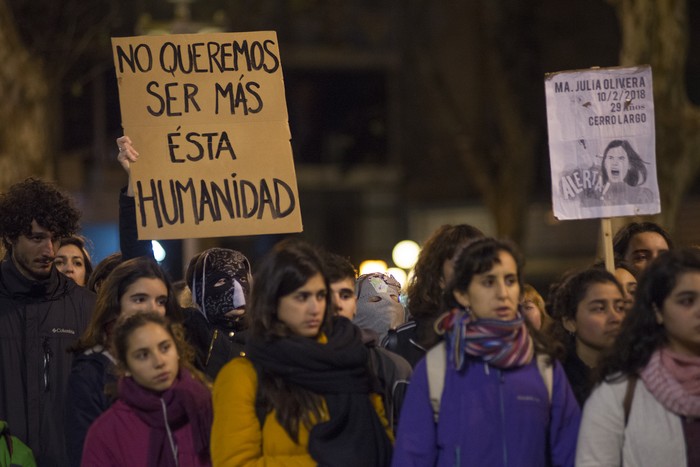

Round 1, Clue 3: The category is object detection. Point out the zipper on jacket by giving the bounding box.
[42,337,53,392]
[206,329,219,366]
[498,369,507,466]
[161,398,179,465]
[454,446,460,467]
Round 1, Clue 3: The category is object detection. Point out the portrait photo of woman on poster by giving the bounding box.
[599,139,654,205]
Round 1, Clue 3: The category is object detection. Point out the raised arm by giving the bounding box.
[115,136,153,261]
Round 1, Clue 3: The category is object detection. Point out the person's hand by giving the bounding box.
[116,136,140,197]
[116,136,139,175]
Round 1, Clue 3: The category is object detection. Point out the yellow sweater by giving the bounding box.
[211,357,391,466]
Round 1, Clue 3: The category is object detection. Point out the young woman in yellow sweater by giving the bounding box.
[211,239,392,466]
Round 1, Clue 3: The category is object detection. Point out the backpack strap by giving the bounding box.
[623,374,638,427]
[426,342,446,423]
[535,353,553,403]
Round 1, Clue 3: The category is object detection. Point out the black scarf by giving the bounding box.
[246,317,392,467]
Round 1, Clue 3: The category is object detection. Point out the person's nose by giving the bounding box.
[153,352,165,368]
[607,305,623,323]
[45,239,57,257]
[310,296,325,315]
[495,280,508,299]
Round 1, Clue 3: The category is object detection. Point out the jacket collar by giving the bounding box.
[0,258,69,301]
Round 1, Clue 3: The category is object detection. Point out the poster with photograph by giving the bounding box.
[111,31,303,240]
[544,65,660,220]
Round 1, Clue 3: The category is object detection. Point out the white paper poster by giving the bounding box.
[544,65,660,220]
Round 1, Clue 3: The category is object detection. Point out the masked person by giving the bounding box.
[185,248,252,379]
[354,272,406,343]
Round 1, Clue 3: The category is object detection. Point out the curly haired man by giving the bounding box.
[0,178,95,467]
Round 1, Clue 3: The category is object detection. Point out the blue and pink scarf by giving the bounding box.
[436,307,534,370]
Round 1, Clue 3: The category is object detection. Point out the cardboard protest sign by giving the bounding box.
[544,65,660,220]
[111,31,303,240]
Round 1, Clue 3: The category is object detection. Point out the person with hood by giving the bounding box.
[0,178,95,466]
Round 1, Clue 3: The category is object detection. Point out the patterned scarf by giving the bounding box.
[640,347,700,417]
[436,307,534,370]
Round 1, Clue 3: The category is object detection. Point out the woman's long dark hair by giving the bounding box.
[598,248,700,381]
[72,256,181,353]
[443,237,560,359]
[248,238,331,442]
[601,139,648,187]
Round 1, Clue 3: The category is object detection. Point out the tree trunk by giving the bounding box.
[0,0,51,191]
[611,0,700,233]
[406,0,538,244]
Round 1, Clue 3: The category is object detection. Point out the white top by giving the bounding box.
[576,376,686,467]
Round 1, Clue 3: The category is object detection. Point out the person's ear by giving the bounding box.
[453,289,470,308]
[562,316,577,335]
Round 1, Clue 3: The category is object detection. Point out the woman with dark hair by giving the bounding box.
[383,224,484,367]
[392,238,580,466]
[600,139,653,206]
[65,257,183,466]
[549,268,626,406]
[211,239,392,466]
[612,221,672,273]
[577,248,700,466]
[81,312,212,466]
[86,253,122,293]
[55,236,93,287]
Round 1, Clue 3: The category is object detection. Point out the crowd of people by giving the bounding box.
[0,137,698,467]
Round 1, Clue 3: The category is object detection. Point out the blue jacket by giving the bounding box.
[392,355,580,467]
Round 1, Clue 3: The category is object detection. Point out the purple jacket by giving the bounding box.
[81,399,211,467]
[392,355,580,467]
